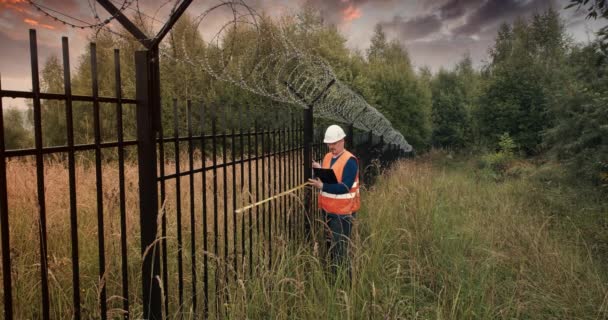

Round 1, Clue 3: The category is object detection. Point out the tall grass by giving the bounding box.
[2,152,607,319]
[223,154,608,319]
[1,152,305,319]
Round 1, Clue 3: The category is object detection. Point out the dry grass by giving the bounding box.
[221,154,608,319]
[2,151,306,319]
[2,152,607,319]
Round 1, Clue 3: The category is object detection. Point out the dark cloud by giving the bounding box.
[454,0,559,35]
[406,36,491,69]
[438,0,484,19]
[380,15,443,41]
[374,0,594,73]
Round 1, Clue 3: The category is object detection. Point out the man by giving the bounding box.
[308,124,360,279]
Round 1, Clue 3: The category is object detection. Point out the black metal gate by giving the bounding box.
[0,29,405,320]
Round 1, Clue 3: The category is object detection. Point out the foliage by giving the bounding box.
[430,55,478,149]
[479,132,518,177]
[3,107,32,150]
[567,0,608,52]
[477,10,568,155]
[364,25,432,151]
[38,55,67,147]
[230,158,607,319]
[545,41,608,185]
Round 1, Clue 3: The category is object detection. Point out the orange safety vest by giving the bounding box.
[317,150,360,215]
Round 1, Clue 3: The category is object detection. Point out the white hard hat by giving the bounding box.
[324,125,346,143]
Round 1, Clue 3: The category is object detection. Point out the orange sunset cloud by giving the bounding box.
[342,4,362,22]
[23,18,55,30]
[1,0,27,13]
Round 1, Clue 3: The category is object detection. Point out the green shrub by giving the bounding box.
[479,133,518,177]
[481,151,511,173]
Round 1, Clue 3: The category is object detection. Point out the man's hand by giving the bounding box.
[308,178,323,189]
[312,161,321,169]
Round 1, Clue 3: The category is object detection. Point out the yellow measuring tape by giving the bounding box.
[234,182,312,214]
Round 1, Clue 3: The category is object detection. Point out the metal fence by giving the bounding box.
[0,30,406,319]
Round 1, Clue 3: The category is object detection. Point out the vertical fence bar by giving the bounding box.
[315,125,321,237]
[274,125,279,242]
[199,103,209,318]
[239,106,245,276]
[303,105,313,240]
[279,124,285,240]
[231,114,237,281]
[301,114,305,240]
[187,100,197,315]
[30,29,50,320]
[294,113,299,242]
[288,110,294,242]
[266,127,272,263]
[157,100,169,320]
[173,99,184,315]
[254,115,260,270]
[211,110,219,314]
[135,50,162,320]
[222,109,228,285]
[297,113,302,241]
[0,72,13,320]
[296,114,300,242]
[294,115,298,241]
[288,120,292,240]
[293,110,298,242]
[113,48,129,320]
[91,42,108,320]
[269,127,275,268]
[62,37,81,320]
[248,106,254,277]
[261,125,266,264]
[153,48,167,320]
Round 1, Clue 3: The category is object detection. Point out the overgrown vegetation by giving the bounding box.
[224,154,608,319]
[5,152,606,319]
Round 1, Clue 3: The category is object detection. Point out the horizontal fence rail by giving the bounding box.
[153,98,308,318]
[0,29,406,319]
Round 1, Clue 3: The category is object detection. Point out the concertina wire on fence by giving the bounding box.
[161,0,413,152]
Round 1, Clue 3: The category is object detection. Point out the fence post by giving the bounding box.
[303,105,313,240]
[0,65,13,320]
[135,50,162,320]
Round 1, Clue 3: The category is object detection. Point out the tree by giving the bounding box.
[367,24,388,62]
[39,55,67,147]
[477,10,569,154]
[365,25,431,150]
[3,107,31,150]
[545,40,608,184]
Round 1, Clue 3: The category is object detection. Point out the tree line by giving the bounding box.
[3,3,607,185]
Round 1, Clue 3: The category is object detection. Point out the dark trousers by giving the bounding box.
[325,212,355,279]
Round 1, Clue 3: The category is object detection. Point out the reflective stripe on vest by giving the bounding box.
[318,150,361,214]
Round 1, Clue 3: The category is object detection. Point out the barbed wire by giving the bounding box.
[27,0,135,31]
[161,0,412,151]
[25,0,411,151]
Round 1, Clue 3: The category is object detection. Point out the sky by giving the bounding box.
[0,0,606,96]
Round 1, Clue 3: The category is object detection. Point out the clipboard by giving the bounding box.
[313,168,338,184]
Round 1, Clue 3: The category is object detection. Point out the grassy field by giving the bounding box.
[2,152,607,319]
[224,152,608,319]
[2,153,306,319]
